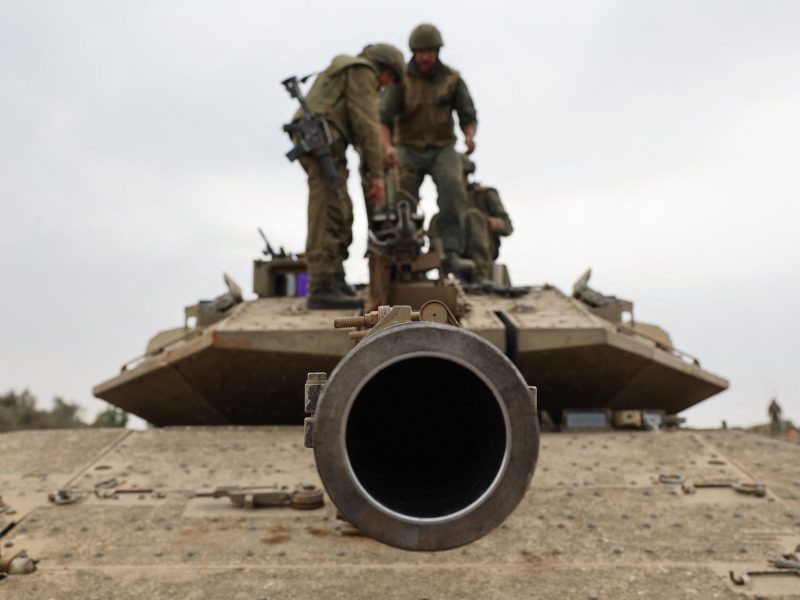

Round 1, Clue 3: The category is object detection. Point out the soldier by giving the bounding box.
[290,44,405,309]
[380,23,477,275]
[769,397,783,435]
[430,154,513,283]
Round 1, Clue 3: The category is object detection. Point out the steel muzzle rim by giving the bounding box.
[313,322,539,551]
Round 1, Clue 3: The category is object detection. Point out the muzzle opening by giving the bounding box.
[346,356,507,519]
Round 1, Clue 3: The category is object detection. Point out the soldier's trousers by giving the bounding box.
[299,146,352,293]
[464,208,495,279]
[430,208,495,279]
[397,144,466,255]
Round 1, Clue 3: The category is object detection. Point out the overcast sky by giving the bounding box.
[1,1,798,428]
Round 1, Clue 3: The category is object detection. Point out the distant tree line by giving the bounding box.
[0,389,128,432]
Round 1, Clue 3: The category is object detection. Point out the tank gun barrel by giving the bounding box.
[304,306,540,551]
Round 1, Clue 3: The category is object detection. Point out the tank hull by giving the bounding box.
[3,426,799,599]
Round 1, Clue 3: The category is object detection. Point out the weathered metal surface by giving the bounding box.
[3,427,800,598]
[93,282,727,426]
[311,320,539,550]
[497,287,728,418]
[93,299,355,425]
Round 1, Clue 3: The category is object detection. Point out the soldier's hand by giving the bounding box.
[384,144,399,168]
[487,215,497,232]
[367,177,386,207]
[464,136,476,155]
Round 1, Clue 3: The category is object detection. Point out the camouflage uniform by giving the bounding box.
[292,55,385,294]
[463,183,513,278]
[430,182,513,280]
[380,59,477,257]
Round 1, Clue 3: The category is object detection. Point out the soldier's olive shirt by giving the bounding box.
[468,183,513,237]
[380,60,477,149]
[294,55,384,179]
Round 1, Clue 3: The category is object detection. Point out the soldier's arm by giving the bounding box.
[453,78,478,153]
[346,65,384,180]
[380,124,398,166]
[485,188,513,236]
[379,83,402,129]
[379,84,402,165]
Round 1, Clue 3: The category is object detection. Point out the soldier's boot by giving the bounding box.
[307,286,364,310]
[469,268,496,288]
[471,276,496,288]
[335,274,357,296]
[442,254,476,279]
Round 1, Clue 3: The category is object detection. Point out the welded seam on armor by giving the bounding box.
[0,521,16,539]
[59,429,134,489]
[171,360,232,425]
[693,433,784,502]
[605,358,652,411]
[0,431,134,541]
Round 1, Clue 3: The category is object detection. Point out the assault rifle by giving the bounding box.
[282,75,341,196]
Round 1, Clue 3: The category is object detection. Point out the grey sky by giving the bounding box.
[1,1,798,428]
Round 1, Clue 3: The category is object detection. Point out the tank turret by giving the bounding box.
[93,203,727,428]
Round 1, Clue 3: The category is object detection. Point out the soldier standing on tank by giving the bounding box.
[380,24,478,276]
[769,397,783,435]
[290,44,405,309]
[429,154,513,283]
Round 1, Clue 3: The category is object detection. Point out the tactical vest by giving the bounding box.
[396,64,461,148]
[298,55,378,144]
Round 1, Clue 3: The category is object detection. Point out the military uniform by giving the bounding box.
[430,182,513,280]
[463,183,513,278]
[380,60,477,259]
[290,47,402,303]
[769,398,783,435]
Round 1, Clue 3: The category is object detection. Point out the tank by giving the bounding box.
[7,209,800,598]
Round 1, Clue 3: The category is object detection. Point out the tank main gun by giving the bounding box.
[303,302,540,551]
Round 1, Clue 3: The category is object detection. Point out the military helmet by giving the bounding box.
[460,153,476,176]
[409,24,444,51]
[360,43,406,83]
